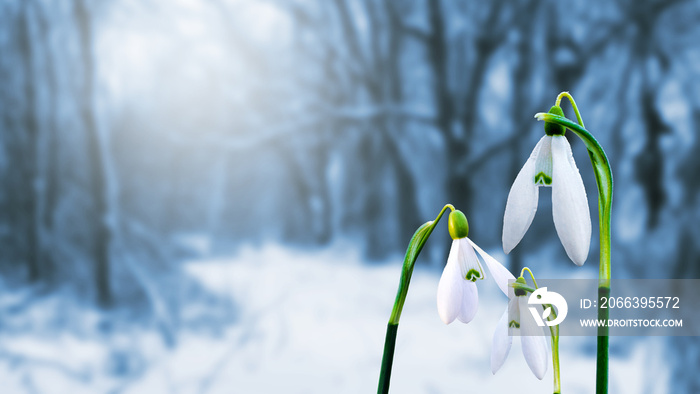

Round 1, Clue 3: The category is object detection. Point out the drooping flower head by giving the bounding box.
[491,277,549,380]
[502,106,591,266]
[437,210,514,324]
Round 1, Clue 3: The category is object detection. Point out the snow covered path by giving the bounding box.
[0,245,670,393]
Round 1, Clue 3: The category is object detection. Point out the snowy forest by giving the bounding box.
[1,0,699,393]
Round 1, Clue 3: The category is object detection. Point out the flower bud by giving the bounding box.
[448,210,469,239]
[544,105,566,136]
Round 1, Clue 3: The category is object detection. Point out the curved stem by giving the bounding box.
[378,204,454,394]
[520,267,539,289]
[535,108,613,394]
[555,92,585,128]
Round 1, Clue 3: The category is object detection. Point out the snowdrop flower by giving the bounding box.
[491,277,549,380]
[437,210,515,324]
[502,106,591,266]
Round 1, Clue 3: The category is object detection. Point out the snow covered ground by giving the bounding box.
[0,244,672,393]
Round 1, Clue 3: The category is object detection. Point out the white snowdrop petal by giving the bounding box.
[534,136,553,186]
[437,240,464,324]
[507,295,522,338]
[457,280,479,323]
[503,136,545,254]
[468,238,515,297]
[519,297,549,380]
[551,136,591,266]
[457,238,485,281]
[491,308,513,374]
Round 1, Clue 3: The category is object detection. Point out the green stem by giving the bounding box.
[377,323,398,394]
[555,92,585,128]
[520,267,540,288]
[536,95,613,394]
[552,324,561,394]
[378,204,454,394]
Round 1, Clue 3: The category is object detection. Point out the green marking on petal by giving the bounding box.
[534,171,552,185]
[465,268,483,282]
[508,320,520,328]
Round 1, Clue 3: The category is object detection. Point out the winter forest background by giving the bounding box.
[1,0,699,393]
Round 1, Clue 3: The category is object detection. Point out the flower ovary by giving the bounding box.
[544,105,566,136]
[448,210,469,239]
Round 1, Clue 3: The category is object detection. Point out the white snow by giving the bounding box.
[0,244,671,393]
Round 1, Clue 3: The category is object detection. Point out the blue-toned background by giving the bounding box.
[0,0,698,393]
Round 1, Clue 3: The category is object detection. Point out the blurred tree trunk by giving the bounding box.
[381,0,421,248]
[39,72,60,284]
[75,0,113,308]
[17,1,42,282]
[427,1,505,216]
[636,62,669,229]
[363,0,421,258]
[325,0,421,259]
[33,1,60,285]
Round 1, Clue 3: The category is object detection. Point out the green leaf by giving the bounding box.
[388,220,437,324]
[387,203,453,325]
